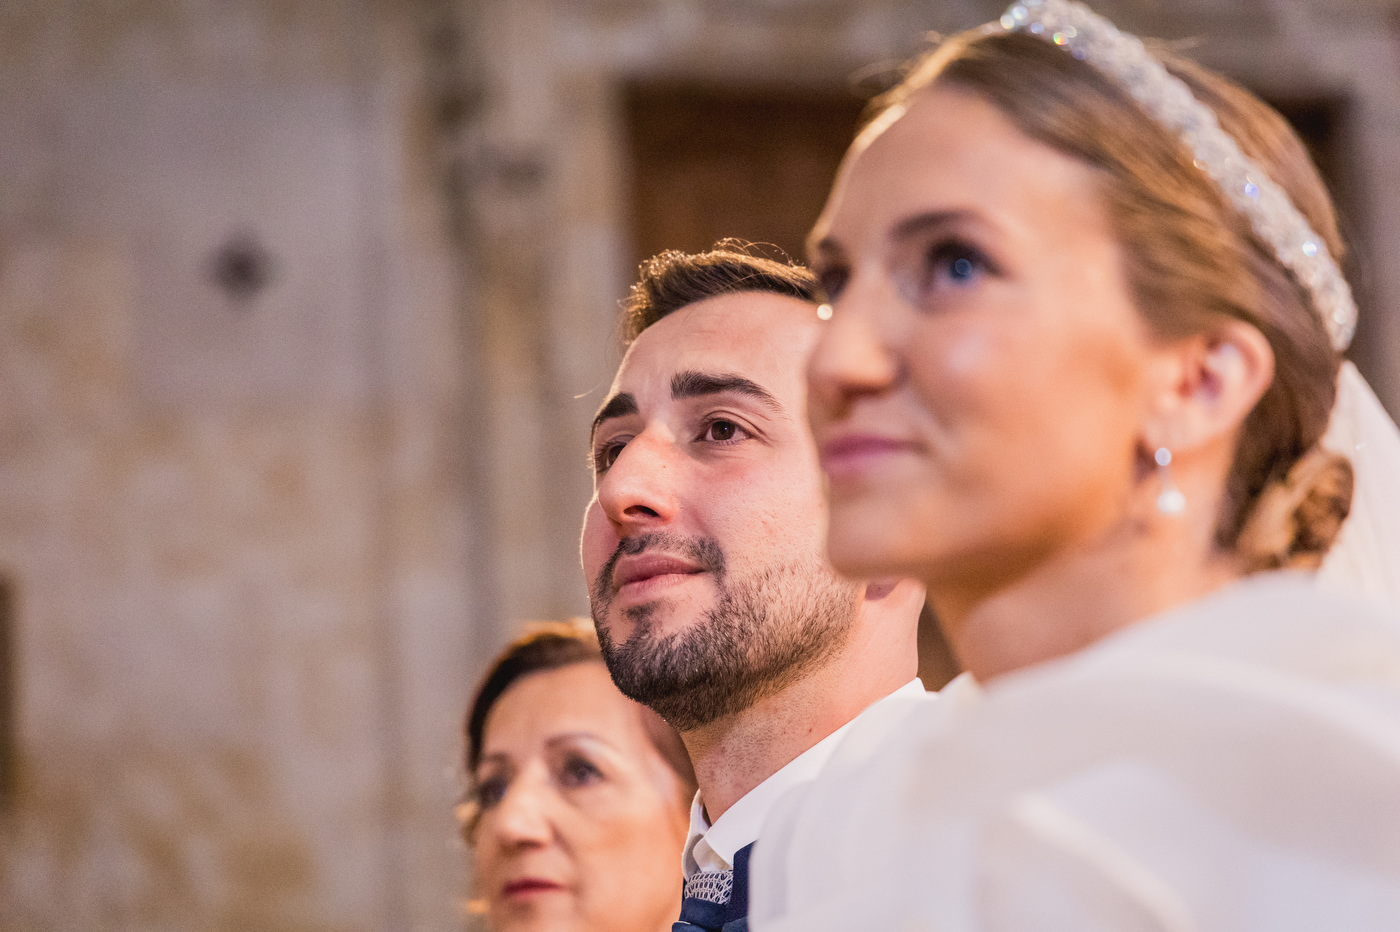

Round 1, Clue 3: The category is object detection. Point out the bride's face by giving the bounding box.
[807,85,1159,595]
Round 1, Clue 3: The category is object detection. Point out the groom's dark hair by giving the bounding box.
[622,240,821,345]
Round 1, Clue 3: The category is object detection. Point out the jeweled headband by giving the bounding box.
[999,0,1357,351]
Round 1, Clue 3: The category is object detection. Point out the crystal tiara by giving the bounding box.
[999,0,1357,351]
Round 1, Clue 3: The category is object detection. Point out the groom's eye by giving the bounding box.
[592,438,630,473]
[709,420,737,441]
[699,418,749,444]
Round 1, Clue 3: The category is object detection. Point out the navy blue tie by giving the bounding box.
[674,841,753,932]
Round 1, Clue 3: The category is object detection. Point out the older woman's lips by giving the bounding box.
[819,434,916,480]
[502,878,565,899]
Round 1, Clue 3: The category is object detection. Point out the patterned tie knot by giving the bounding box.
[683,869,734,905]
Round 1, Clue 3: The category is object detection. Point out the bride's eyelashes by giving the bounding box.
[816,264,850,303]
[899,238,999,310]
[810,236,999,312]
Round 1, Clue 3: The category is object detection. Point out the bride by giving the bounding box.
[751,2,1400,929]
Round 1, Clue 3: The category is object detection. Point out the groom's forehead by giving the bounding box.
[612,292,817,398]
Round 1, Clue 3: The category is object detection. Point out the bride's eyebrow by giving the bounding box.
[891,208,980,243]
[809,208,982,262]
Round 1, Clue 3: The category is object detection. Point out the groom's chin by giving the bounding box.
[601,591,709,642]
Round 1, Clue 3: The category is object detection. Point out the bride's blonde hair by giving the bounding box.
[875,30,1352,570]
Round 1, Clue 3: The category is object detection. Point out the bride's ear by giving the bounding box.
[1141,320,1275,455]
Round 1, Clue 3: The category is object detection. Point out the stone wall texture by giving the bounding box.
[2,0,1398,930]
[0,2,483,929]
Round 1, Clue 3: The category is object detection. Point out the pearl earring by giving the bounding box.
[1155,447,1186,514]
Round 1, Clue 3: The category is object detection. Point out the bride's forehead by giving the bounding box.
[823,88,1107,238]
[853,89,1068,187]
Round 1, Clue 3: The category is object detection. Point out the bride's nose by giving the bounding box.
[807,291,903,418]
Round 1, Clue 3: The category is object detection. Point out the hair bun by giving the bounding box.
[1236,446,1354,571]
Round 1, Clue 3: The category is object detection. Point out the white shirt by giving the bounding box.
[682,678,929,877]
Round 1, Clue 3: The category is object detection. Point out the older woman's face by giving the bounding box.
[472,662,690,932]
[807,86,1155,611]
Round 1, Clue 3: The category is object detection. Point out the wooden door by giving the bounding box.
[625,83,866,267]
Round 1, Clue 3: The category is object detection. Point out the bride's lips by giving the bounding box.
[819,433,919,480]
[611,553,707,600]
[502,877,566,899]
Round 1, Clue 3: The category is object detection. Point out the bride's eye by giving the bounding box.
[816,265,849,303]
[928,241,990,288]
[901,238,997,309]
[944,254,980,283]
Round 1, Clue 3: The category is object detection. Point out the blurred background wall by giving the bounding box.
[0,1,1396,930]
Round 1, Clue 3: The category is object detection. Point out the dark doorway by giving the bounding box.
[1267,95,1367,324]
[1272,97,1349,199]
[0,578,13,803]
[624,83,867,267]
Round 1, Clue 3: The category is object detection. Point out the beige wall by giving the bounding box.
[2,0,1398,929]
[0,2,481,929]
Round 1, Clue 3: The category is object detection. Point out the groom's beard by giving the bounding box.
[591,531,861,731]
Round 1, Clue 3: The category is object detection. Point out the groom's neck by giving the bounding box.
[681,627,914,822]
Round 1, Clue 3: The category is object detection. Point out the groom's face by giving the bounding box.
[581,291,861,730]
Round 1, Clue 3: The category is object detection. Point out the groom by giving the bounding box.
[581,245,929,931]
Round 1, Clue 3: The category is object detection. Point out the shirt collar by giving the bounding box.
[683,678,927,875]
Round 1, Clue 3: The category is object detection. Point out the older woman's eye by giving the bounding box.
[475,775,509,809]
[558,754,603,789]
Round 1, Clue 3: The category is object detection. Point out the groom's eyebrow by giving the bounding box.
[671,370,785,415]
[590,371,786,444]
[591,392,639,442]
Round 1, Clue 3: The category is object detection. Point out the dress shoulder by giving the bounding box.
[752,575,1400,932]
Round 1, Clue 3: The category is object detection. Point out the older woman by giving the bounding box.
[461,622,695,932]
[751,2,1400,930]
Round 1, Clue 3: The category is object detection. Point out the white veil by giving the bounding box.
[1319,362,1400,613]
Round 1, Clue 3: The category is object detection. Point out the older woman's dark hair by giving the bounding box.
[464,622,696,791]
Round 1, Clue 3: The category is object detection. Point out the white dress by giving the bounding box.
[751,573,1400,932]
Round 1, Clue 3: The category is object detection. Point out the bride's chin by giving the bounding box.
[826,511,922,580]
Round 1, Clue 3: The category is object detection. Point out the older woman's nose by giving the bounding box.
[490,772,555,849]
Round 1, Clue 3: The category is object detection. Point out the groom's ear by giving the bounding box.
[1140,320,1274,456]
[863,578,927,609]
[864,578,900,600]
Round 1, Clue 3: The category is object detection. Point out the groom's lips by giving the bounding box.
[611,553,707,600]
